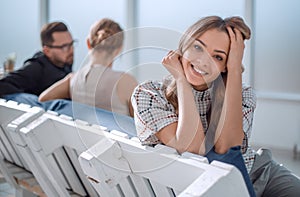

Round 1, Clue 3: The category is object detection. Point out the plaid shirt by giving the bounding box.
[132,79,257,173]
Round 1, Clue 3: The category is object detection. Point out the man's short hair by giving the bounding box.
[41,22,69,46]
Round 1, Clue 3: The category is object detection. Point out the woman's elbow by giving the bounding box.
[38,93,51,102]
[162,141,189,154]
[38,95,46,102]
[176,144,201,155]
[214,140,243,154]
[214,145,231,154]
[176,146,188,154]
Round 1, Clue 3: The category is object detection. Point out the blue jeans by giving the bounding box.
[2,92,67,109]
[206,146,256,197]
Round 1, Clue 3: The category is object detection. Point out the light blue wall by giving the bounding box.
[48,0,127,71]
[0,0,40,70]
[138,0,244,32]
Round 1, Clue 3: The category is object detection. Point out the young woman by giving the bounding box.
[132,16,300,196]
[39,18,137,117]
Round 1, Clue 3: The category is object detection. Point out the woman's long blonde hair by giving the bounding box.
[164,16,251,150]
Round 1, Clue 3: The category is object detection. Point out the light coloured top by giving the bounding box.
[70,64,132,116]
[131,79,257,173]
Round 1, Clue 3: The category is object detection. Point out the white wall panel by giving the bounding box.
[251,0,300,149]
[253,0,300,94]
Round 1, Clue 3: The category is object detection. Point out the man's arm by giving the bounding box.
[0,61,42,96]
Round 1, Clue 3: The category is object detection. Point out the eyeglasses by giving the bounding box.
[46,40,78,52]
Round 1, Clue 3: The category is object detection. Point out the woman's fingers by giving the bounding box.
[226,27,245,72]
[227,26,244,44]
[227,26,243,39]
[227,26,245,50]
[234,28,243,42]
[227,26,236,41]
[162,50,181,65]
[162,50,185,79]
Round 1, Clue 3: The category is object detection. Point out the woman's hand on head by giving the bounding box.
[162,50,185,80]
[226,27,245,73]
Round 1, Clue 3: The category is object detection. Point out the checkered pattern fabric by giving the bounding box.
[132,79,257,172]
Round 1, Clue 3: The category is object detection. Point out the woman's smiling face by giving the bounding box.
[181,28,230,91]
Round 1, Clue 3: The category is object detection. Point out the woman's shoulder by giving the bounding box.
[132,80,166,100]
[71,65,90,81]
[242,84,256,95]
[136,80,165,92]
[118,72,137,83]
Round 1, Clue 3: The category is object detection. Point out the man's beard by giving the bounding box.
[53,55,73,67]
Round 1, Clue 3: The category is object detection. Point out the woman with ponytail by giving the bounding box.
[39,18,137,117]
[131,15,300,196]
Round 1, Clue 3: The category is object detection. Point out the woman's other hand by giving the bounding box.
[162,50,185,80]
[226,27,245,73]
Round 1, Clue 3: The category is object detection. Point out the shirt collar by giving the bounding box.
[192,87,211,101]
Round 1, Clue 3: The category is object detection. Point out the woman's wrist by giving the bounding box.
[227,66,243,76]
[175,76,191,87]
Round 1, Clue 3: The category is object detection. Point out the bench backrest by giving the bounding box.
[11,111,101,196]
[78,126,249,196]
[1,98,249,196]
[1,99,100,196]
[0,99,44,192]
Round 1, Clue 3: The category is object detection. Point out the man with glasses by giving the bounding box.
[0,21,75,98]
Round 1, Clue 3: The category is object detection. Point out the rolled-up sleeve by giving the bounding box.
[241,86,257,152]
[131,81,178,145]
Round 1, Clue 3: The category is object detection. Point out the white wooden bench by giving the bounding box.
[1,99,101,196]
[0,99,45,196]
[1,98,250,196]
[8,110,101,196]
[78,130,249,196]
